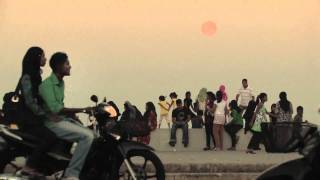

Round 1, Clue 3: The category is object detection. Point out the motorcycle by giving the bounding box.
[257,122,320,180]
[0,95,165,180]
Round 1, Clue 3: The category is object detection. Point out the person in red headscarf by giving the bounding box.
[219,85,228,102]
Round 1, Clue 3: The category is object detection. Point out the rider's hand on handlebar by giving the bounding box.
[83,107,95,114]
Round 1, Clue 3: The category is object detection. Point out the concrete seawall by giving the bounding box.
[149,128,261,151]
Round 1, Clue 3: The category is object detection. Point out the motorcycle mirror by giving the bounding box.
[90,95,99,103]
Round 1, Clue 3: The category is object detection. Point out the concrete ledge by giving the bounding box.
[163,163,272,173]
[166,173,259,180]
[149,129,258,151]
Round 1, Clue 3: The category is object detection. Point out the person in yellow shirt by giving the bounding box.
[158,95,171,129]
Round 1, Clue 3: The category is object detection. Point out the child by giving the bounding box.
[225,100,243,151]
[192,110,204,128]
[268,103,278,124]
[293,106,304,123]
[169,92,178,110]
[158,95,171,129]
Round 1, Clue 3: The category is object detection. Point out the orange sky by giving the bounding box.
[0,0,320,124]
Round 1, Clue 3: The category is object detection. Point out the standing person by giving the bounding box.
[168,92,178,127]
[16,47,58,177]
[184,91,195,117]
[195,88,207,114]
[276,92,293,122]
[293,106,304,123]
[169,99,191,148]
[212,91,228,151]
[246,93,268,154]
[236,79,255,113]
[243,100,257,134]
[158,95,171,129]
[219,85,228,102]
[225,100,243,151]
[137,102,158,145]
[169,92,178,110]
[203,91,216,151]
[39,52,95,180]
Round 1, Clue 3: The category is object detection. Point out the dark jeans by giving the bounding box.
[169,122,189,146]
[204,116,215,148]
[247,130,262,150]
[225,124,242,147]
[22,125,58,169]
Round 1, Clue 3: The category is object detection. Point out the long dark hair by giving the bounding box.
[279,92,290,112]
[256,92,267,105]
[21,47,44,96]
[207,91,216,102]
[144,102,157,119]
[216,90,223,103]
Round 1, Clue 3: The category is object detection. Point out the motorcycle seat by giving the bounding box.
[9,129,73,160]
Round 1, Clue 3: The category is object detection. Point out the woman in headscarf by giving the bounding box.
[195,88,207,114]
[219,85,228,102]
[121,101,137,121]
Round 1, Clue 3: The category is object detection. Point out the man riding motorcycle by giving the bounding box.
[39,52,94,180]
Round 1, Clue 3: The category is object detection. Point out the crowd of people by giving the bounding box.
[0,46,317,179]
[154,79,307,154]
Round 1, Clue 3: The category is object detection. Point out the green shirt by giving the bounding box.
[230,110,243,125]
[39,73,65,114]
[251,105,267,132]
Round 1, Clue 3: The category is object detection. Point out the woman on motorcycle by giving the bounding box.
[18,47,58,176]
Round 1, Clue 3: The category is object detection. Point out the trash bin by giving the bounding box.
[261,122,318,153]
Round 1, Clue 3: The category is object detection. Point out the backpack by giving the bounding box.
[2,80,23,125]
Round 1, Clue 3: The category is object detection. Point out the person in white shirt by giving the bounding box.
[236,79,255,113]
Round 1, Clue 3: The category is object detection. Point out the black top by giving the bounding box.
[172,107,189,123]
[184,98,193,108]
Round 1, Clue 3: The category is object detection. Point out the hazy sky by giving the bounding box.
[0,0,319,124]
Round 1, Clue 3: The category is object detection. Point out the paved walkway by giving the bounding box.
[3,151,301,180]
[156,151,301,173]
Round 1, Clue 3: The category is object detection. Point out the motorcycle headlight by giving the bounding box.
[103,106,117,118]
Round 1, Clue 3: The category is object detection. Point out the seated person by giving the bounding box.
[293,106,304,123]
[191,110,204,128]
[39,52,94,180]
[169,99,191,148]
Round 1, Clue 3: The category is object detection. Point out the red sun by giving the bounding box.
[201,21,217,37]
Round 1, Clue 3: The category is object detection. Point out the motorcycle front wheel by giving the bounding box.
[119,150,165,180]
